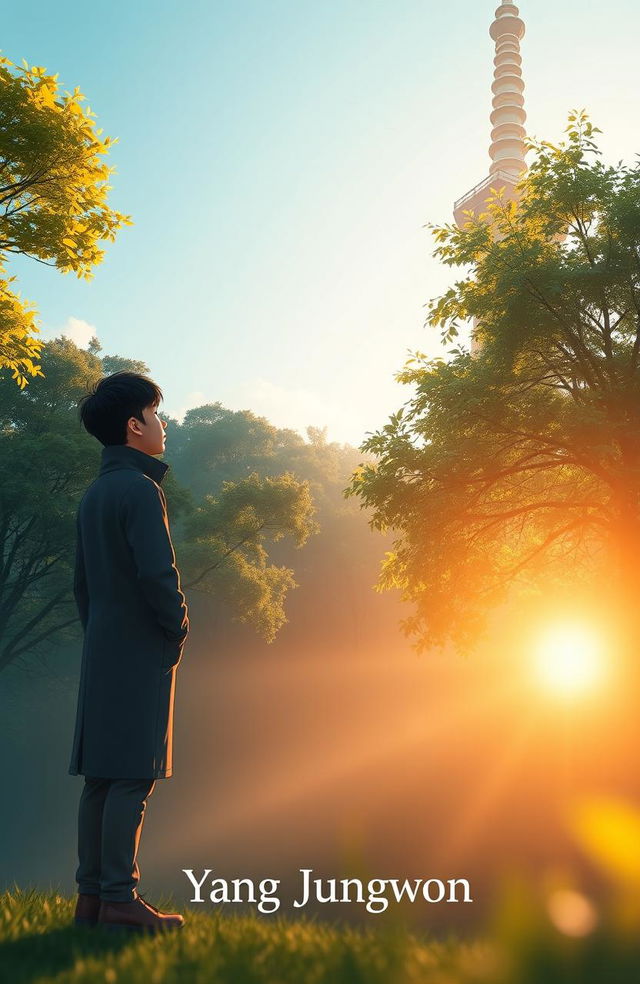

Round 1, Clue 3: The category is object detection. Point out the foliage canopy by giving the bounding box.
[0,55,131,387]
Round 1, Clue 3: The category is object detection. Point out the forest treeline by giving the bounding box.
[0,336,379,675]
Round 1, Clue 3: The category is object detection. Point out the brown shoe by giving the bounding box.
[74,893,101,927]
[98,895,184,934]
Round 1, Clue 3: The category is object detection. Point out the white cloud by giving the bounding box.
[40,316,97,348]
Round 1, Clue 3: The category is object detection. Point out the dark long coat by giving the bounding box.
[69,444,189,779]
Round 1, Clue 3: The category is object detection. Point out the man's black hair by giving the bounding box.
[78,371,164,446]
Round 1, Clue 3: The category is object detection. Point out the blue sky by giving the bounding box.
[3,0,639,445]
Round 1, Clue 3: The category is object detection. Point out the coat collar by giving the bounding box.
[99,444,169,485]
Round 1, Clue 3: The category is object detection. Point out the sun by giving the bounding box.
[533,620,604,697]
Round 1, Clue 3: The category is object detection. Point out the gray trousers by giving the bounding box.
[75,776,156,902]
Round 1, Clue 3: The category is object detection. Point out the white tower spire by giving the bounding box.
[453,1,527,229]
[452,2,528,353]
[489,1,526,177]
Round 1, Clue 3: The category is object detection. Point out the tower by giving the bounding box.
[452,1,527,352]
[453,1,527,229]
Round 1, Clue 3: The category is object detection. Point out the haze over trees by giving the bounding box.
[0,338,383,678]
[0,339,327,674]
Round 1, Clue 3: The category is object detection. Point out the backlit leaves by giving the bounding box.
[345,112,640,655]
[0,54,131,386]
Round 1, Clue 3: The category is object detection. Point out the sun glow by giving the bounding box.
[533,620,604,698]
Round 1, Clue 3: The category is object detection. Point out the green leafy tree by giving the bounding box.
[168,406,380,641]
[345,112,640,657]
[170,406,368,520]
[170,403,305,496]
[0,54,131,387]
[0,337,101,672]
[180,471,317,642]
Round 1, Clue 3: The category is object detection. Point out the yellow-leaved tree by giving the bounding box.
[0,54,131,387]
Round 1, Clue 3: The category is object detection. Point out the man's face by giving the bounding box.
[126,402,167,455]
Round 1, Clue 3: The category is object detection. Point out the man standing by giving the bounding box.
[70,371,189,933]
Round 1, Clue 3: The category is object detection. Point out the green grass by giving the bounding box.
[0,888,494,984]
[2,887,640,984]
